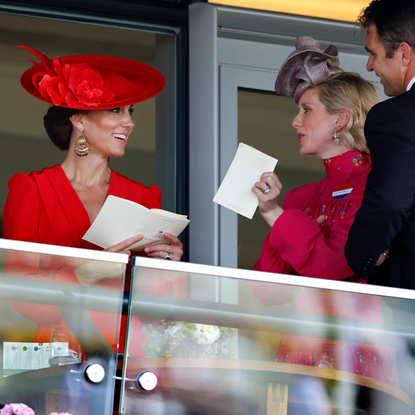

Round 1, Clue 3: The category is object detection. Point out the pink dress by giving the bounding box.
[253,151,396,385]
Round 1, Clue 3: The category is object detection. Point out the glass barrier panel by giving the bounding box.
[0,239,127,415]
[123,256,415,415]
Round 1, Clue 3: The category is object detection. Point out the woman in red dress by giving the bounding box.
[2,46,185,358]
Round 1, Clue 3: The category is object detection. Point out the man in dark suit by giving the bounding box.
[345,0,415,289]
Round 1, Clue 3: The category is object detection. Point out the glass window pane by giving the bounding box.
[0,241,127,413]
[125,258,415,415]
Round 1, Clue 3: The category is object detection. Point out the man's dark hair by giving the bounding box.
[357,0,415,58]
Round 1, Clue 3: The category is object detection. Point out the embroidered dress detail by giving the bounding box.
[298,151,371,230]
[323,150,370,178]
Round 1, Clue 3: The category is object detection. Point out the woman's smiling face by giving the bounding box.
[291,88,343,159]
[79,105,135,158]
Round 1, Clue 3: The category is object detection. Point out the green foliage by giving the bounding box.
[142,320,238,359]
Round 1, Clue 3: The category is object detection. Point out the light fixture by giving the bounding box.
[208,0,369,23]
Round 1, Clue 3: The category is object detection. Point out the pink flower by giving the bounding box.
[36,58,114,108]
[0,404,34,415]
[0,405,12,415]
[0,404,72,415]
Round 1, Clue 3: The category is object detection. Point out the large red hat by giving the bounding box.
[19,46,166,110]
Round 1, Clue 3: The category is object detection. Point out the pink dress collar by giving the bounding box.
[323,150,370,178]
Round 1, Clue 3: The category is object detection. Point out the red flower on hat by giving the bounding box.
[37,58,114,108]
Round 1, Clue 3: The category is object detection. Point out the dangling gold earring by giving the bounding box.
[333,128,340,145]
[74,130,90,157]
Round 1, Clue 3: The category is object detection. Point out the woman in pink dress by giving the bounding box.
[252,36,395,385]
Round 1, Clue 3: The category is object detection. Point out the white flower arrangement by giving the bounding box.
[143,320,237,359]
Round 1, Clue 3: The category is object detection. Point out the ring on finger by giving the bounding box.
[262,184,270,194]
[165,252,172,260]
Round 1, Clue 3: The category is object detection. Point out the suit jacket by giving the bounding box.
[345,86,415,289]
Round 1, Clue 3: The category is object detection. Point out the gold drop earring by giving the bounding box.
[74,129,90,157]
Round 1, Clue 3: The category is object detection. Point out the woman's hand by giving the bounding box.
[106,234,145,256]
[252,172,284,227]
[144,232,183,261]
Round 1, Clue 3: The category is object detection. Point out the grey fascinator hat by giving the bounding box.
[275,36,344,103]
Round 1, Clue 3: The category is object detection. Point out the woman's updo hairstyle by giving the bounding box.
[44,106,88,151]
[316,72,379,153]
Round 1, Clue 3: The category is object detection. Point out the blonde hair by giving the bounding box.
[315,72,379,153]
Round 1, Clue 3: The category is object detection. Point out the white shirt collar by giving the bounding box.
[406,76,415,91]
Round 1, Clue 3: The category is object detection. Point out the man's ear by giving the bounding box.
[400,42,412,67]
[336,110,350,131]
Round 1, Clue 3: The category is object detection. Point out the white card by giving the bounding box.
[82,196,189,250]
[213,143,278,219]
